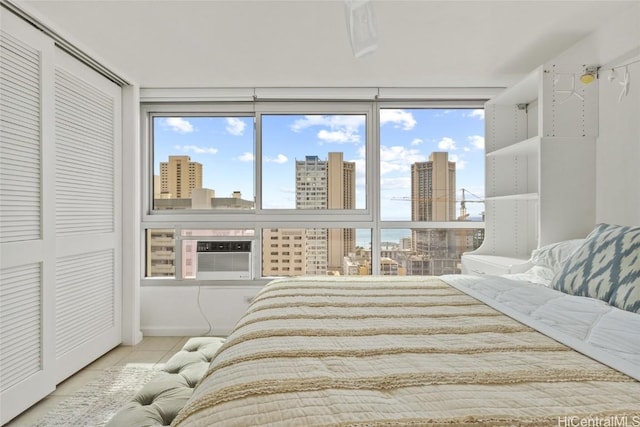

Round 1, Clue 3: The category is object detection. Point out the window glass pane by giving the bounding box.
[152,116,255,210]
[145,228,255,279]
[381,228,484,275]
[262,114,366,209]
[262,228,371,276]
[145,229,176,277]
[380,109,485,221]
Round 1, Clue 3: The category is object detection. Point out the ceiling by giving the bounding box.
[17,0,639,89]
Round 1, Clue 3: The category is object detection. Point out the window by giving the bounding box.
[377,108,485,276]
[152,116,254,211]
[380,228,484,276]
[262,114,365,210]
[380,109,485,221]
[261,228,370,277]
[142,102,484,282]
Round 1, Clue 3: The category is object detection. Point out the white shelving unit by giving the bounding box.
[462,64,597,275]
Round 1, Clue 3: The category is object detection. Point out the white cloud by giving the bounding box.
[238,152,254,162]
[380,145,424,162]
[290,115,364,132]
[317,129,360,143]
[434,110,456,117]
[380,109,416,130]
[174,144,218,155]
[438,137,457,151]
[467,109,485,120]
[449,154,466,169]
[290,115,328,132]
[353,158,366,177]
[290,115,365,144]
[380,160,407,175]
[225,117,246,136]
[410,138,423,146]
[265,154,288,164]
[468,135,484,150]
[165,117,194,133]
[380,145,426,175]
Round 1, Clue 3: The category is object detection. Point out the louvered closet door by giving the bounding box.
[53,48,122,383]
[0,13,56,425]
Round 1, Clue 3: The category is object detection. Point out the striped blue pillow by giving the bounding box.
[551,223,640,314]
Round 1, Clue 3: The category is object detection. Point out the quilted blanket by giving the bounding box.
[172,276,640,426]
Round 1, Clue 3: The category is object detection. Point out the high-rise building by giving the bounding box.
[145,229,176,277]
[411,152,456,222]
[263,152,356,276]
[262,228,307,277]
[326,152,356,273]
[410,152,457,274]
[296,155,327,209]
[159,155,202,199]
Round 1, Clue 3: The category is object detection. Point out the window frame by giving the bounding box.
[141,99,486,284]
[142,102,375,223]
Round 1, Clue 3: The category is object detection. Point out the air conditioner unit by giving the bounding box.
[196,241,252,280]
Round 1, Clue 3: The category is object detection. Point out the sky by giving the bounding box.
[153,108,485,220]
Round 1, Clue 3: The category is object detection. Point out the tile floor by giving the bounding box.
[4,336,189,427]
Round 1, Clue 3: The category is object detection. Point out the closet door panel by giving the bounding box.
[53,48,122,383]
[0,13,56,425]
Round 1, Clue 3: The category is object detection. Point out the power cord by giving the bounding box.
[196,285,213,336]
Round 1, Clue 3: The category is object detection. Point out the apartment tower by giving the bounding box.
[327,152,356,273]
[410,152,456,274]
[159,155,202,199]
[263,152,355,276]
[411,152,456,222]
[147,156,202,277]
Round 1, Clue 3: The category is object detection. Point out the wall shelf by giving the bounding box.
[485,193,539,201]
[486,136,539,158]
[463,62,597,267]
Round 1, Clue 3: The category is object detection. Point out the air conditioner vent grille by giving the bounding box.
[196,241,252,280]
[198,252,250,272]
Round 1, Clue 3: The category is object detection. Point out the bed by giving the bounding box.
[171,224,640,426]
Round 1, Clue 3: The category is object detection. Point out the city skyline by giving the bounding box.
[153,108,485,220]
[148,148,482,277]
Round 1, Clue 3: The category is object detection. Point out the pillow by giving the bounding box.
[503,265,556,287]
[551,223,640,314]
[530,239,585,273]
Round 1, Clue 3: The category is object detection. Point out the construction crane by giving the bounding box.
[458,188,484,220]
[390,188,484,220]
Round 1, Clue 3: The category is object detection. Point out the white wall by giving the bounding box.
[141,285,262,336]
[597,59,640,226]
[548,3,640,227]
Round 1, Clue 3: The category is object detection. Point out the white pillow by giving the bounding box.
[504,265,556,287]
[530,239,585,274]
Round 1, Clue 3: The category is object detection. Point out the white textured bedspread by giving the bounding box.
[172,276,640,427]
[444,274,640,381]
